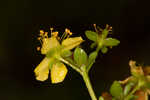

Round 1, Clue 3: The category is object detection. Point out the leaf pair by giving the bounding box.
[73,47,98,72]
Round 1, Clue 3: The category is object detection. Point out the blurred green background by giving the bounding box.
[0,0,150,100]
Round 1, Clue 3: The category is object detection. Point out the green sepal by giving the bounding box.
[46,46,61,58]
[74,47,88,67]
[110,81,123,99]
[101,29,109,39]
[61,50,72,58]
[65,57,77,67]
[85,30,98,42]
[90,42,97,48]
[49,58,57,70]
[101,46,108,54]
[104,38,120,47]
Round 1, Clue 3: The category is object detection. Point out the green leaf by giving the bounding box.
[104,38,120,47]
[124,82,134,96]
[85,30,98,42]
[110,81,123,98]
[74,47,88,67]
[99,96,104,100]
[87,51,98,71]
[101,46,108,54]
[61,50,72,58]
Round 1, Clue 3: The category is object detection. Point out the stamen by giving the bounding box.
[106,24,109,29]
[65,28,70,33]
[60,29,69,41]
[69,32,72,35]
[109,27,112,30]
[65,28,72,38]
[50,27,54,33]
[37,37,41,40]
[40,30,44,36]
[44,32,48,38]
[37,46,41,51]
[51,32,58,37]
[93,24,98,33]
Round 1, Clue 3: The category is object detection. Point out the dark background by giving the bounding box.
[0,0,150,100]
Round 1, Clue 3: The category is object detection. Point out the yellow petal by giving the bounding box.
[34,57,52,81]
[41,37,60,54]
[51,62,68,84]
[61,37,84,50]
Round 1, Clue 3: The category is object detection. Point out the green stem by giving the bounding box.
[87,43,102,72]
[125,84,140,100]
[146,92,148,100]
[59,57,97,100]
[81,66,97,100]
[58,57,82,74]
[130,85,139,95]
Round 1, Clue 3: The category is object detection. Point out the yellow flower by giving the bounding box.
[34,28,84,83]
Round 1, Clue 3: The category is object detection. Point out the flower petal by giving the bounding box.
[34,57,52,81]
[51,62,68,84]
[61,37,84,50]
[41,37,60,54]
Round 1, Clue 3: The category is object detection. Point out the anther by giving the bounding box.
[65,28,70,33]
[37,46,41,51]
[40,30,44,36]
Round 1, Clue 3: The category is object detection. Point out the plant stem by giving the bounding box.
[87,44,102,72]
[81,67,97,100]
[125,84,140,100]
[59,57,97,100]
[145,92,148,100]
[58,57,82,74]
